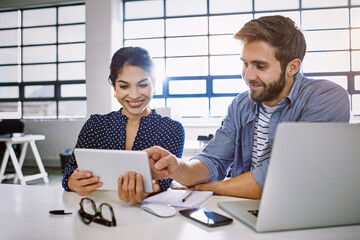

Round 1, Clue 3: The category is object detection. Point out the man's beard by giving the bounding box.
[248,71,286,103]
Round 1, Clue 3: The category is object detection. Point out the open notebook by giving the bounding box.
[143,189,213,208]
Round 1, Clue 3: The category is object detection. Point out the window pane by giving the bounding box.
[23,27,56,45]
[303,51,350,73]
[0,66,20,83]
[58,5,85,24]
[210,97,235,117]
[310,76,348,91]
[304,30,349,51]
[0,30,19,46]
[166,17,207,36]
[254,12,301,28]
[352,0,360,5]
[355,76,360,90]
[209,14,252,35]
[166,36,208,56]
[351,8,360,27]
[124,20,164,39]
[59,100,86,118]
[213,78,248,94]
[0,11,19,28]
[23,46,56,63]
[125,0,163,19]
[150,98,165,108]
[254,0,299,11]
[153,58,165,94]
[302,9,349,30]
[167,97,209,117]
[352,51,360,71]
[58,62,85,80]
[166,57,208,76]
[302,0,348,8]
[23,8,56,27]
[209,35,241,55]
[0,48,19,64]
[166,0,207,16]
[58,43,85,61]
[351,29,360,49]
[23,101,56,119]
[23,64,56,82]
[124,39,164,57]
[25,85,54,98]
[61,84,86,97]
[58,25,85,43]
[352,94,360,115]
[210,0,252,13]
[169,80,206,94]
[0,102,19,113]
[0,86,18,98]
[210,55,242,75]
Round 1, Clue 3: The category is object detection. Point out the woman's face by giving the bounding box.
[114,65,154,119]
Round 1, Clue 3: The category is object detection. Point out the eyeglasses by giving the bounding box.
[78,198,117,227]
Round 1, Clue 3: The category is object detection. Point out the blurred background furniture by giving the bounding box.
[0,119,48,185]
[0,119,25,158]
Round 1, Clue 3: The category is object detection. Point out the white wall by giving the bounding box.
[22,119,85,167]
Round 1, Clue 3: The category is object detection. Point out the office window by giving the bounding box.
[0,4,86,119]
[123,0,360,120]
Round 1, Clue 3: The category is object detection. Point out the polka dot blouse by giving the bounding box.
[62,109,185,192]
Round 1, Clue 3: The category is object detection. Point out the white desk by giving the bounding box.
[0,134,49,185]
[1,184,359,240]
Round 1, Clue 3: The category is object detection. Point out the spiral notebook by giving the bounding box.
[143,189,213,209]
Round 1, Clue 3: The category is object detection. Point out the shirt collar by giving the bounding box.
[118,108,159,121]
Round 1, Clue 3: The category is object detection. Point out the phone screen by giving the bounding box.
[179,207,233,227]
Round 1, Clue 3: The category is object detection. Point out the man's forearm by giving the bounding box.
[194,171,263,199]
[173,159,212,187]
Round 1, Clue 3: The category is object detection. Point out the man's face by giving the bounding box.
[241,41,289,107]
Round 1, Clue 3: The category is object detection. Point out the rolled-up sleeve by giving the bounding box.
[191,99,238,181]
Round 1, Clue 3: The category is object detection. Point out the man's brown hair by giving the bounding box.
[234,15,306,72]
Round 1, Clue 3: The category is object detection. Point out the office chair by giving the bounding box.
[0,119,25,158]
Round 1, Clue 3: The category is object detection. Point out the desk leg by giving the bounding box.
[0,149,10,183]
[29,140,49,183]
[6,142,26,185]
[13,143,29,184]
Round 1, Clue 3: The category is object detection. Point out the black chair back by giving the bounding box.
[0,119,25,157]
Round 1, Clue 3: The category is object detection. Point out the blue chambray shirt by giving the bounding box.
[192,73,350,189]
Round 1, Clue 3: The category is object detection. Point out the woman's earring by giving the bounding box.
[113,92,117,98]
[153,90,156,95]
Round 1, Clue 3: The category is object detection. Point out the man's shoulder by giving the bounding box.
[298,75,345,93]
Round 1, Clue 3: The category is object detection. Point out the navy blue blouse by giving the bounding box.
[62,109,185,192]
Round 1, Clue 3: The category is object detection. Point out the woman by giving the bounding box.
[62,47,184,203]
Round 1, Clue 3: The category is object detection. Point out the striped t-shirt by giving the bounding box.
[251,104,278,170]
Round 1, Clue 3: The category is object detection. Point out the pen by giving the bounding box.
[182,191,194,202]
[49,210,72,215]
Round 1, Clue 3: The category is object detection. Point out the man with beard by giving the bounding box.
[141,15,350,201]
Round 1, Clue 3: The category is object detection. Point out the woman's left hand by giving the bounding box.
[117,171,161,204]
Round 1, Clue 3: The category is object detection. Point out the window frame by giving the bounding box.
[0,3,86,119]
[122,0,360,120]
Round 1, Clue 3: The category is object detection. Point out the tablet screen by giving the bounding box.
[75,148,153,193]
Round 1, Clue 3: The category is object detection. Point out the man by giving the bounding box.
[128,15,350,202]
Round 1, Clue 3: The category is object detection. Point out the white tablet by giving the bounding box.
[74,148,153,193]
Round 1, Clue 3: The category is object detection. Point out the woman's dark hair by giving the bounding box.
[108,47,155,87]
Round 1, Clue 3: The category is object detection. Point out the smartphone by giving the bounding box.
[179,207,233,227]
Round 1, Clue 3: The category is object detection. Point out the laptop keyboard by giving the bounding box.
[248,210,259,217]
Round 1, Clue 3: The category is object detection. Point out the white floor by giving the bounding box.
[1,167,63,187]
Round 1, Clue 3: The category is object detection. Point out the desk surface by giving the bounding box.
[1,184,359,240]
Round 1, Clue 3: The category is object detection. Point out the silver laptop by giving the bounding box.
[218,122,360,232]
